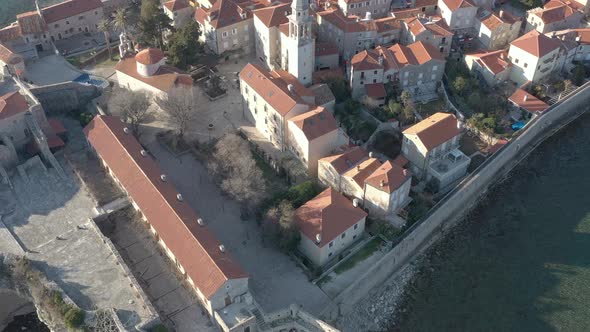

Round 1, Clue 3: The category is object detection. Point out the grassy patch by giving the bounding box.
[418,99,446,118]
[334,238,383,274]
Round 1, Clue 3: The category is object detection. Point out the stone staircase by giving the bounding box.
[24,112,65,179]
[250,308,269,331]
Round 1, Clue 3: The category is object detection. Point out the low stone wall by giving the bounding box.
[30,82,101,114]
[321,81,590,320]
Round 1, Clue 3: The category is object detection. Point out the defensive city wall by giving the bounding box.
[321,81,590,320]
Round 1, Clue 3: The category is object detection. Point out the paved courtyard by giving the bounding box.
[25,55,82,86]
[0,157,155,328]
[141,134,333,314]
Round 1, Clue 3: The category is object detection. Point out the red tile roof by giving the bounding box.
[41,0,103,24]
[548,28,590,44]
[315,42,338,56]
[164,0,190,11]
[48,118,67,135]
[508,88,549,113]
[84,115,247,299]
[0,43,22,65]
[392,154,409,168]
[466,49,511,75]
[0,91,29,121]
[115,55,193,93]
[441,0,475,10]
[239,62,310,116]
[404,16,452,38]
[532,0,580,24]
[365,83,387,99]
[364,160,411,194]
[319,146,368,174]
[289,107,338,141]
[17,11,47,35]
[0,25,22,43]
[403,112,461,151]
[253,3,290,27]
[196,0,256,29]
[391,8,422,19]
[343,157,382,188]
[316,8,367,33]
[351,50,382,71]
[135,48,165,65]
[510,29,561,57]
[295,188,367,248]
[478,10,520,30]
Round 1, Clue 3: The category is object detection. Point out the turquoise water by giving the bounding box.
[394,114,590,332]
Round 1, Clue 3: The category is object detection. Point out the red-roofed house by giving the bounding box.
[195,0,258,54]
[253,3,291,69]
[547,28,590,63]
[337,0,392,18]
[508,30,564,85]
[508,88,549,115]
[0,43,25,77]
[83,115,251,321]
[287,107,347,175]
[402,112,470,189]
[115,48,193,99]
[401,15,453,56]
[475,9,522,50]
[163,0,194,28]
[525,0,584,34]
[318,147,413,220]
[465,49,512,85]
[438,0,478,31]
[350,41,445,99]
[315,8,400,60]
[295,188,367,266]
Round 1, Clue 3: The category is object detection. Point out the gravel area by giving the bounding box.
[336,262,416,332]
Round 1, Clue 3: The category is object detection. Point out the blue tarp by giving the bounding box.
[511,121,526,131]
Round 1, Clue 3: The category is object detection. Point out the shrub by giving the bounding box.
[286,181,321,208]
[64,307,85,328]
[78,112,94,127]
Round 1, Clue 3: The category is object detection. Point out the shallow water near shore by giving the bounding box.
[392,113,590,332]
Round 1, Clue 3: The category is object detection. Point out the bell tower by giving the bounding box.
[286,0,314,86]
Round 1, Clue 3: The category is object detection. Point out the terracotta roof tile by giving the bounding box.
[239,63,311,116]
[295,188,367,247]
[351,49,382,71]
[532,0,580,24]
[403,112,461,151]
[343,157,382,188]
[510,29,561,57]
[441,0,475,10]
[319,146,368,174]
[508,88,549,113]
[84,115,247,299]
[135,48,165,65]
[0,25,22,43]
[466,49,511,75]
[16,11,47,35]
[364,160,411,194]
[164,0,190,11]
[0,91,29,121]
[0,43,22,65]
[41,0,103,24]
[115,55,193,93]
[365,83,387,99]
[253,3,290,27]
[404,16,452,37]
[289,107,338,141]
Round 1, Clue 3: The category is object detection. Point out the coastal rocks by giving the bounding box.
[336,263,416,332]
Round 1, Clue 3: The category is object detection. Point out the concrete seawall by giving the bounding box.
[322,82,590,320]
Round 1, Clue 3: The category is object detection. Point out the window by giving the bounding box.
[354,224,358,230]
[418,73,423,79]
[329,252,333,257]
[66,20,69,25]
[374,70,377,74]
[373,79,377,83]
[232,28,237,35]
[26,37,29,43]
[341,232,346,239]
[524,63,528,68]
[515,58,519,64]
[95,11,98,15]
[329,241,334,248]
[54,24,59,28]
[79,16,84,20]
[353,235,357,240]
[222,31,228,38]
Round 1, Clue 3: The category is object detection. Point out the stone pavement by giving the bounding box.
[25,55,82,86]
[1,158,155,329]
[141,133,333,314]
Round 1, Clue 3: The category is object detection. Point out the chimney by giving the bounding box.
[369,151,374,158]
[500,52,505,60]
[523,94,528,102]
[364,12,372,21]
[499,10,504,19]
[352,198,360,207]
[380,179,385,187]
[428,16,433,23]
[315,234,322,244]
[403,169,409,176]
[357,165,361,171]
[287,84,294,93]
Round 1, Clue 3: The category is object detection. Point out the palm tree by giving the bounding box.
[98,19,112,60]
[113,8,128,34]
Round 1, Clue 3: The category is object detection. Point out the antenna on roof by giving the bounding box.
[140,149,148,157]
[177,193,183,201]
[315,234,321,244]
[197,218,205,226]
[219,244,226,252]
[160,174,167,182]
[123,127,130,134]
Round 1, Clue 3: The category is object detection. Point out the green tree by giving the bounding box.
[113,8,128,34]
[286,181,321,208]
[387,99,402,116]
[138,0,173,49]
[400,90,414,122]
[97,19,112,60]
[453,76,468,96]
[323,77,350,103]
[167,21,203,69]
[467,92,482,109]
